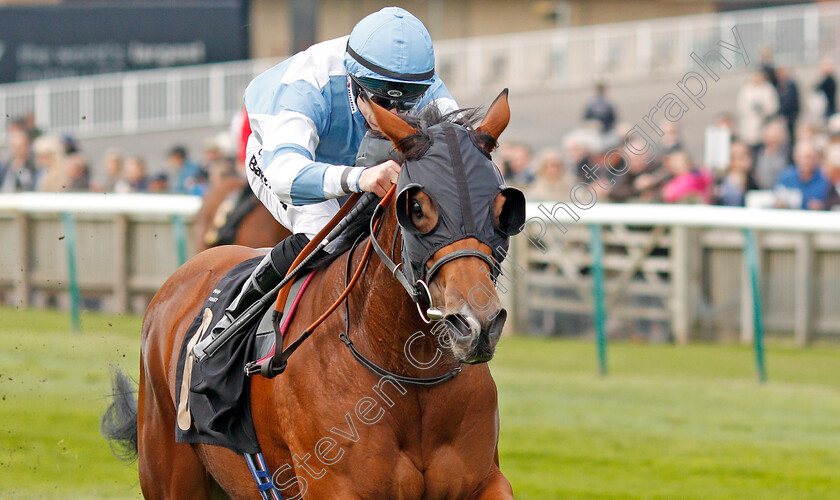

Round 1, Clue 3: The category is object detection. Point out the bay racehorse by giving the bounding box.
[103,90,519,499]
[192,176,291,254]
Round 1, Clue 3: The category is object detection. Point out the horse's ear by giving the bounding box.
[358,95,419,150]
[475,89,510,149]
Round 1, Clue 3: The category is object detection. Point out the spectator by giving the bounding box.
[148,173,169,193]
[823,146,840,210]
[562,130,597,180]
[62,135,79,155]
[207,157,238,187]
[661,150,713,204]
[97,149,124,192]
[115,156,150,193]
[714,112,737,139]
[715,141,758,207]
[816,58,837,120]
[753,119,790,189]
[21,112,42,141]
[201,137,225,172]
[736,71,779,149]
[499,141,534,187]
[610,149,666,203]
[65,153,91,192]
[773,141,830,210]
[167,145,206,195]
[776,68,800,145]
[0,128,37,192]
[527,148,575,202]
[32,134,67,192]
[759,46,778,89]
[583,82,617,132]
[659,120,683,153]
[795,122,828,152]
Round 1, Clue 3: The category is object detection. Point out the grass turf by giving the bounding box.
[0,306,838,499]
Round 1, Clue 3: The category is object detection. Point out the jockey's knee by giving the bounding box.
[270,233,311,276]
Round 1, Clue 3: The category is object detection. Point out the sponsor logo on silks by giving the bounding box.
[248,150,271,190]
[347,75,358,113]
[387,89,403,98]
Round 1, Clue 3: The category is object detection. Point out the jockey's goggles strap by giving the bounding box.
[346,42,435,81]
[349,74,426,113]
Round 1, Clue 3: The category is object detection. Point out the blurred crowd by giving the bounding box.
[502,54,840,211]
[4,54,840,212]
[0,113,241,196]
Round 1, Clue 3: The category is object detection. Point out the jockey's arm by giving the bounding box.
[246,79,458,206]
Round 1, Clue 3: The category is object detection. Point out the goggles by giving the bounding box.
[350,73,430,112]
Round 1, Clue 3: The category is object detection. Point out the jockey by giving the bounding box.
[227,7,458,321]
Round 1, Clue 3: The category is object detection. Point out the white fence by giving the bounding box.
[2,193,840,344]
[0,193,200,313]
[506,202,840,345]
[3,2,840,144]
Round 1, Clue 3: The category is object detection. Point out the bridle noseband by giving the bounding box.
[368,197,499,324]
[339,193,462,387]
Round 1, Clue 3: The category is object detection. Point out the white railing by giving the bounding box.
[506,202,840,345]
[2,3,840,144]
[2,193,840,344]
[0,193,201,313]
[434,2,840,98]
[0,58,280,145]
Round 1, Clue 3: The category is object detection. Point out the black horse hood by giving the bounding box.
[396,122,525,281]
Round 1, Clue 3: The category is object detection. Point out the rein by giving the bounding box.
[250,186,461,386]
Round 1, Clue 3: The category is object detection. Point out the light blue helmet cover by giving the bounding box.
[345,7,435,85]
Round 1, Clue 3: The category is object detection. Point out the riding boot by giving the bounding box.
[205,233,311,340]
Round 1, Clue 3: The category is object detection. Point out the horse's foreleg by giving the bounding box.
[470,467,514,500]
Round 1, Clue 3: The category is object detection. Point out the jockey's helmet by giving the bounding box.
[345,7,434,112]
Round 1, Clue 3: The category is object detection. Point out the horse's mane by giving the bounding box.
[302,105,496,272]
[394,106,498,161]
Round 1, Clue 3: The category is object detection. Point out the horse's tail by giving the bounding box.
[100,366,139,461]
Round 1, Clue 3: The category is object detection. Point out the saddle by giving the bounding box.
[174,131,392,454]
[173,257,314,454]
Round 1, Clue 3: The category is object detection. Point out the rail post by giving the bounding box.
[172,214,188,267]
[742,229,766,383]
[61,212,82,333]
[590,224,607,376]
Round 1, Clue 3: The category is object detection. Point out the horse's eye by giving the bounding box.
[410,200,424,220]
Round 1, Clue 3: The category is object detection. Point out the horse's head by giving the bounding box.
[361,90,525,363]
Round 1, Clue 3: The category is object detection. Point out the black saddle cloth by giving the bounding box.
[174,256,264,454]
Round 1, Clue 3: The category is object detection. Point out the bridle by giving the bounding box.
[338,193,463,386]
[250,188,463,387]
[250,121,521,383]
[368,194,498,323]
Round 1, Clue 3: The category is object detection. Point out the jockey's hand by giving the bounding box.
[358,160,401,197]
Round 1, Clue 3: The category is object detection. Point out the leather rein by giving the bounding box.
[252,186,462,387]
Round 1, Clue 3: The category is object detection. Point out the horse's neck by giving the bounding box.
[347,202,458,377]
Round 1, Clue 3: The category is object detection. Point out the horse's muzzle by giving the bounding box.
[445,308,507,364]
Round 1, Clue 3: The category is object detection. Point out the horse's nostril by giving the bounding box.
[444,314,475,339]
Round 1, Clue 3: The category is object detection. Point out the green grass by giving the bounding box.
[492,339,840,499]
[1,306,839,499]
